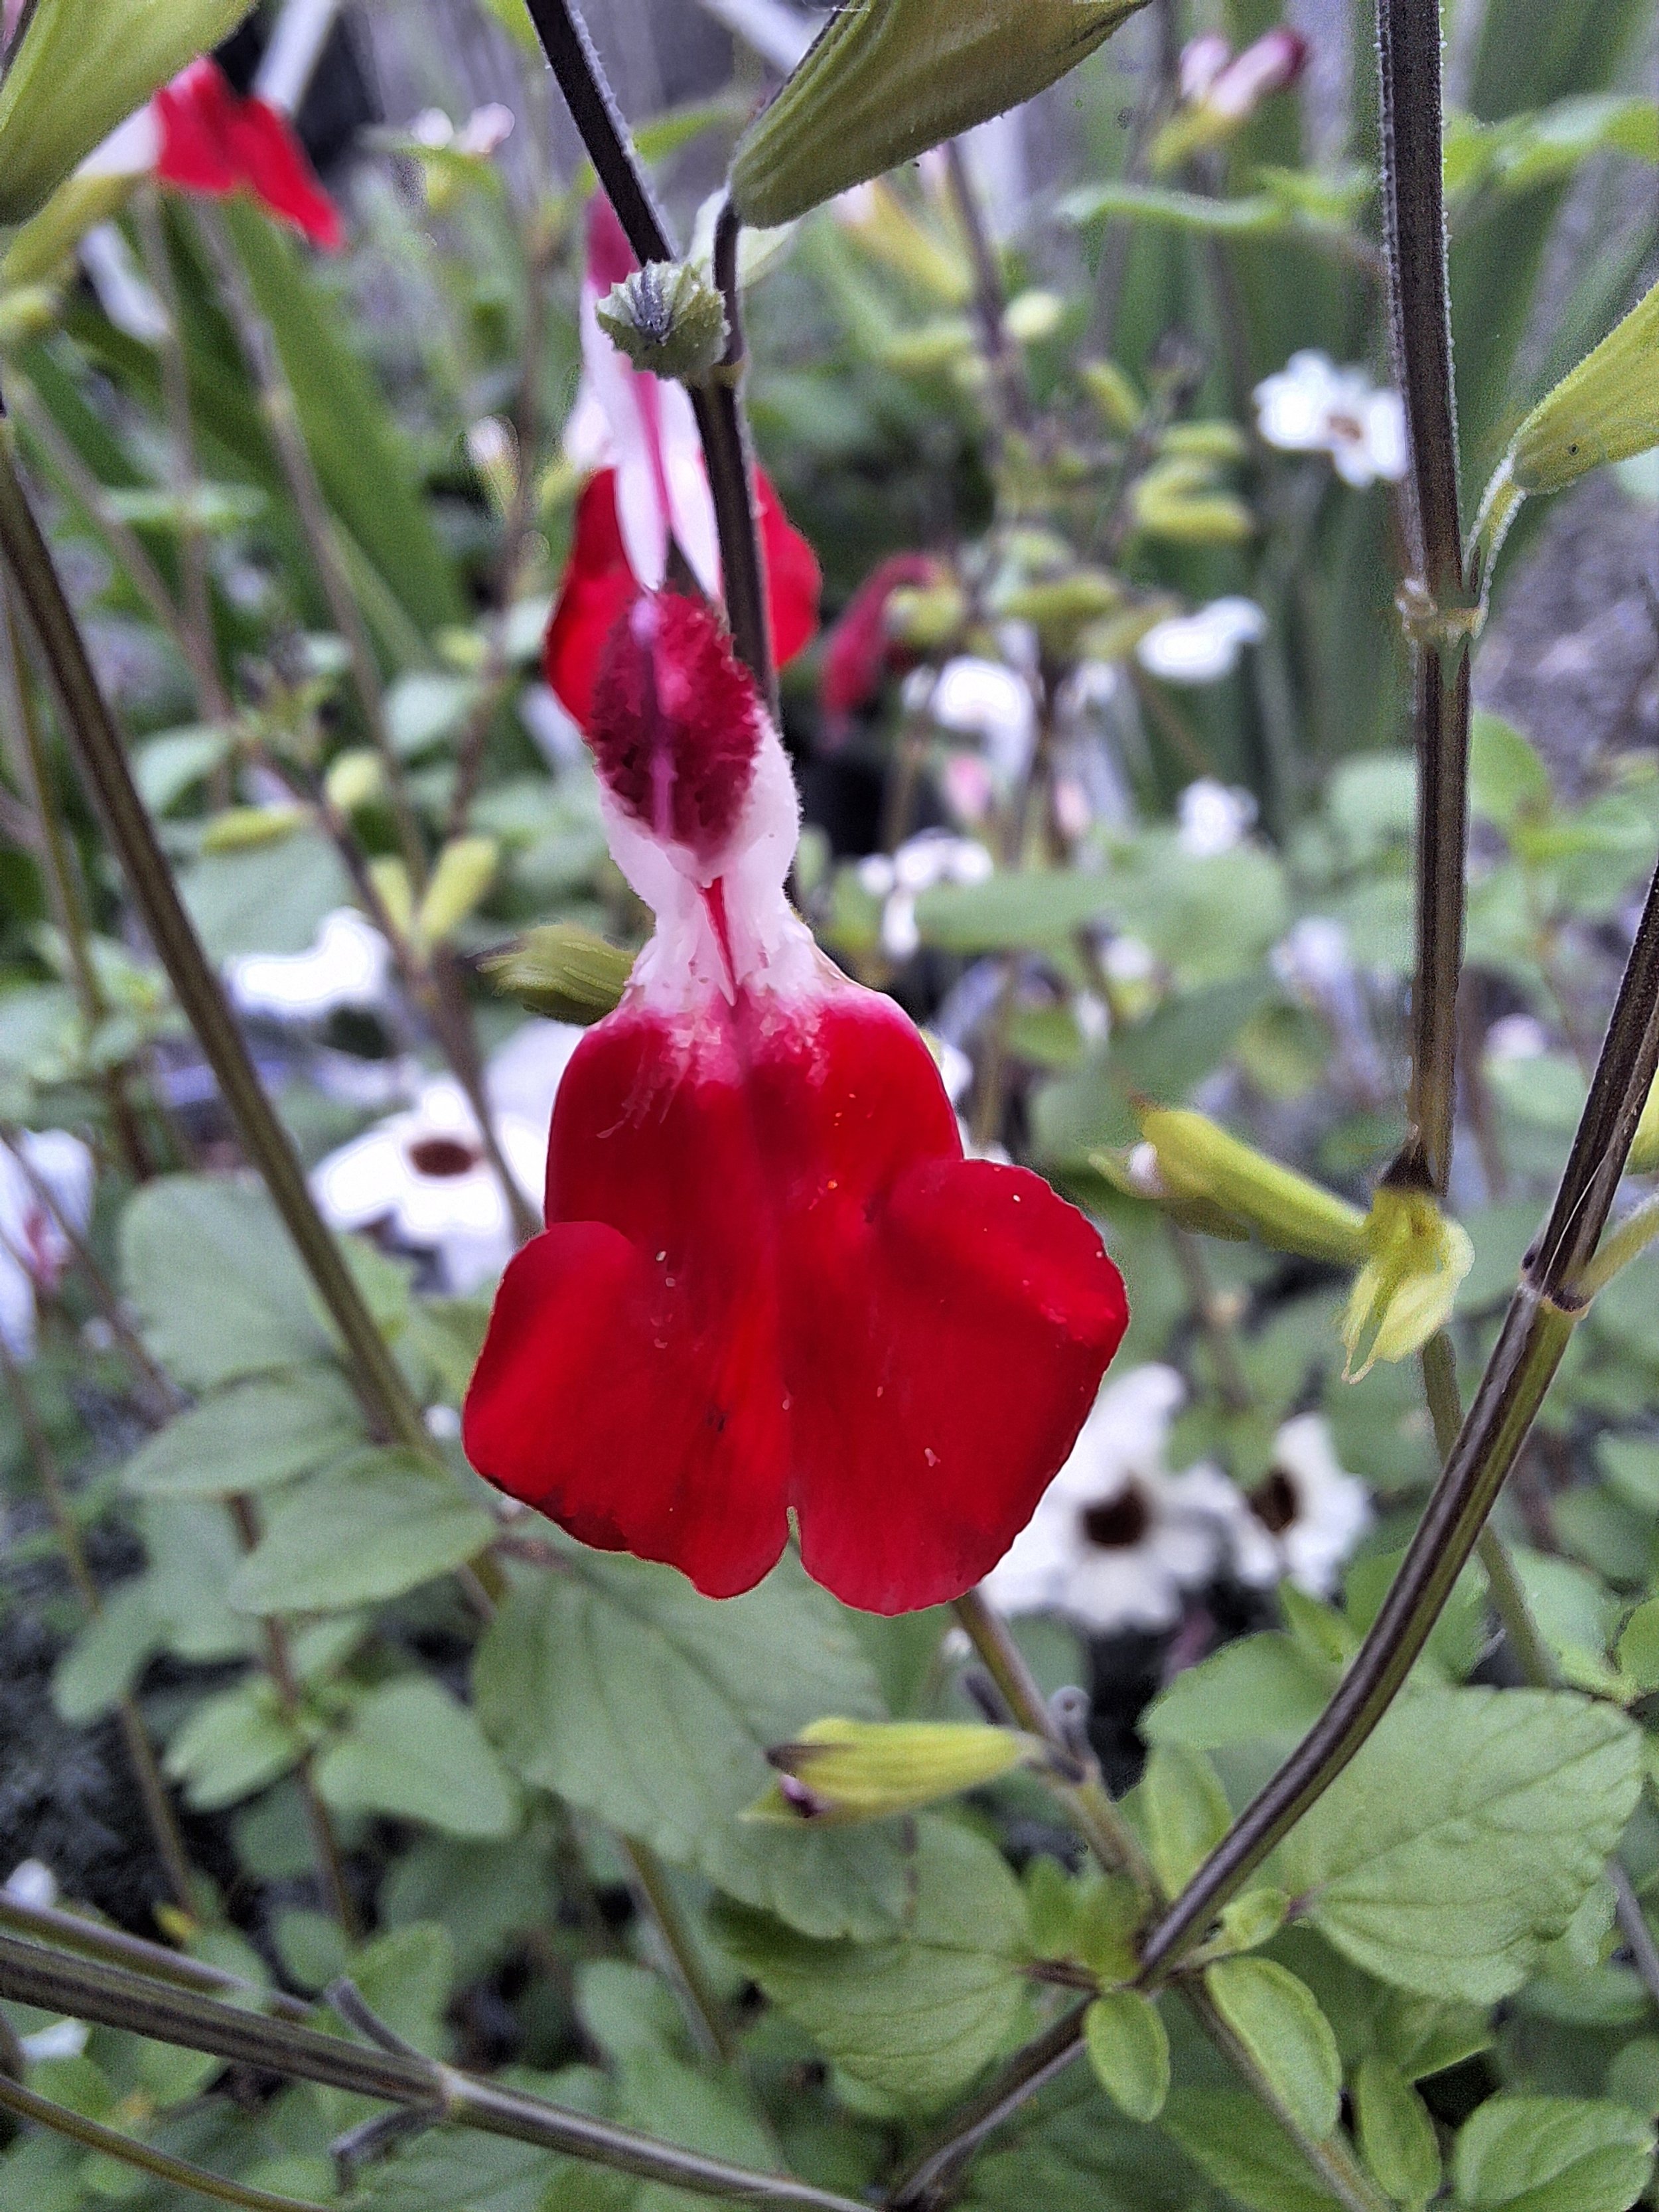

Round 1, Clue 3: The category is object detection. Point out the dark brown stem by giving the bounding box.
[0,419,434,1462]
[942,139,1031,444]
[1138,849,1659,1980]
[0,1888,311,2022]
[1377,0,1472,1197]
[228,1497,360,1939]
[517,0,774,709]
[0,1930,871,2212]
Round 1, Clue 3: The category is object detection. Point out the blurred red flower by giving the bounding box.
[155,58,343,252]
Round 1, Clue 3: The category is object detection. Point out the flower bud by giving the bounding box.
[323,748,384,814]
[746,1716,1041,1825]
[1137,1108,1368,1266]
[414,835,498,950]
[0,0,255,222]
[1509,277,1659,496]
[483,922,634,1025]
[199,804,307,854]
[368,856,415,939]
[595,260,729,385]
[730,0,1149,229]
[1131,459,1254,546]
[1081,358,1145,433]
[1630,1072,1659,1175]
[1342,1184,1474,1378]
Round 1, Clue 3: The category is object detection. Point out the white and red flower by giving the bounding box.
[0,1131,94,1361]
[87,56,343,250]
[545,198,820,729]
[464,592,1127,1612]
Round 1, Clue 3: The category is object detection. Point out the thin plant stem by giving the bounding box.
[1088,0,1180,354]
[0,417,436,1464]
[0,2073,330,2212]
[1169,1224,1252,1414]
[1378,0,1473,1198]
[190,205,428,894]
[518,0,776,710]
[227,1495,360,1941]
[1570,1192,1659,1303]
[1138,848,1659,1980]
[942,139,1031,446]
[0,1888,311,2022]
[0,1335,194,1915]
[0,1929,873,2212]
[1423,1337,1659,2010]
[616,1835,739,2065]
[134,188,230,722]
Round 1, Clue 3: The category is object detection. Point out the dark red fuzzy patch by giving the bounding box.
[587,593,763,859]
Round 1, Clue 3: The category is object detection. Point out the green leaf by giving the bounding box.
[916,869,1112,952]
[713,1818,1029,2110]
[1453,2097,1655,2211]
[1162,2088,1344,2212]
[474,1550,908,1940]
[0,0,255,221]
[122,1176,332,1389]
[1471,711,1553,830]
[385,672,489,759]
[1083,1990,1169,2123]
[228,1450,494,1614]
[1277,1688,1643,2002]
[344,1921,457,2058]
[958,2066,1210,2211]
[180,832,354,961]
[1141,1636,1336,1751]
[51,1581,163,1724]
[1204,1957,1341,2143]
[1353,2056,1441,2208]
[1143,1745,1232,1896]
[315,1678,516,1839]
[164,1678,305,1809]
[122,1370,366,1497]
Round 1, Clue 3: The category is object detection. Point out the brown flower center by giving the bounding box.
[407,1136,479,1179]
[1249,1468,1299,1534]
[1081,1484,1151,1550]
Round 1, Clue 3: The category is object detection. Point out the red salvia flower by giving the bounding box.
[153,59,344,252]
[545,199,820,729]
[820,551,950,726]
[464,592,1128,1613]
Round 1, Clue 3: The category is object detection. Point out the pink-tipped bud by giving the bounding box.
[587,593,764,859]
[821,552,948,721]
[1179,31,1232,102]
[1208,28,1310,118]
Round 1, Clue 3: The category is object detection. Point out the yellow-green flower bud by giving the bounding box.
[595,261,729,385]
[414,835,498,950]
[1131,459,1254,546]
[877,316,976,374]
[323,748,384,815]
[1342,1184,1474,1379]
[0,0,256,224]
[885,579,968,653]
[368,857,415,940]
[1137,1107,1368,1266]
[835,177,973,305]
[730,0,1150,230]
[1161,421,1250,465]
[1080,358,1145,433]
[1003,289,1065,346]
[483,922,634,1025]
[1510,277,1659,496]
[199,804,308,854]
[746,1717,1041,1825]
[1630,1072,1659,1175]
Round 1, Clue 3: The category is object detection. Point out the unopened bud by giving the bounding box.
[1342,1183,1474,1378]
[483,922,634,1025]
[1138,1106,1368,1265]
[1080,358,1144,433]
[323,748,383,814]
[1131,459,1254,546]
[200,804,307,854]
[414,835,498,949]
[884,579,969,652]
[368,857,415,939]
[746,1716,1041,1826]
[730,0,1149,229]
[595,260,729,384]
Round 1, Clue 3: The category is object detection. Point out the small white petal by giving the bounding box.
[4,1858,58,1909]
[881,892,922,961]
[21,2020,89,2061]
[1177,777,1257,857]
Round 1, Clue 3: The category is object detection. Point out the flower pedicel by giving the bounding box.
[464,591,1128,1613]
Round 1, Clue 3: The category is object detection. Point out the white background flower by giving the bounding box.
[1254,350,1408,488]
[1177,776,1259,856]
[0,1131,94,1359]
[1225,1413,1372,1595]
[857,831,993,960]
[1137,597,1267,684]
[226,907,392,1022]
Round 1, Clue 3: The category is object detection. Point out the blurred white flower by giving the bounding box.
[4,1858,57,1909]
[857,832,993,961]
[79,224,168,343]
[1137,597,1267,684]
[411,103,515,157]
[1104,936,1157,987]
[1177,777,1258,857]
[0,1132,94,1361]
[21,2019,90,2061]
[226,908,392,1023]
[1274,916,1352,997]
[1486,1013,1550,1063]
[486,1017,586,1130]
[1254,351,1408,489]
[985,1366,1246,1632]
[929,656,1037,782]
[1225,1414,1371,1596]
[312,1076,544,1295]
